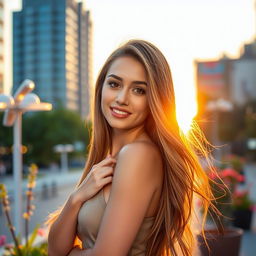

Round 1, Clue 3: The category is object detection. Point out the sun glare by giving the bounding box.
[176,96,197,135]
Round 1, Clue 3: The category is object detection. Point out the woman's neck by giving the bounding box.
[111,126,148,157]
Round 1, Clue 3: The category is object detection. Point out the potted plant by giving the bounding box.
[197,165,245,256]
[221,154,246,183]
[232,189,254,230]
[0,164,48,256]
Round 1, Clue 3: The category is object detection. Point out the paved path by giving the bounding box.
[0,169,82,197]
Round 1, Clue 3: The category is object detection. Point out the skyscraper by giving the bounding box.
[0,0,4,94]
[13,0,93,118]
[78,5,93,120]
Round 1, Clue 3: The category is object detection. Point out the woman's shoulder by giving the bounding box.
[116,139,163,179]
[121,139,161,161]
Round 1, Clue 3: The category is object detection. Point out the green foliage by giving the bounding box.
[232,190,253,210]
[220,154,245,173]
[3,225,48,256]
[21,108,91,165]
[218,105,245,142]
[245,116,256,138]
[208,174,233,228]
[0,108,91,169]
[26,224,40,249]
[0,113,13,146]
[1,164,48,256]
[207,157,254,228]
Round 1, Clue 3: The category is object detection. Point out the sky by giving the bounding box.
[4,0,255,131]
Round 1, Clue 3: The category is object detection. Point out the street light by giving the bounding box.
[0,79,52,235]
[54,144,74,172]
[206,98,233,161]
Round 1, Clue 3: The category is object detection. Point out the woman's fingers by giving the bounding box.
[102,176,113,186]
[99,166,115,178]
[91,157,116,172]
[74,156,117,202]
[98,156,116,167]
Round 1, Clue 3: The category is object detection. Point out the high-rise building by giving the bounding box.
[195,40,256,155]
[230,40,256,106]
[78,6,93,120]
[195,57,231,116]
[0,0,4,94]
[13,0,93,118]
[195,40,256,115]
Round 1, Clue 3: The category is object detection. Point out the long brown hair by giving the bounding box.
[47,39,216,256]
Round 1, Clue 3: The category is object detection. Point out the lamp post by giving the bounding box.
[0,79,52,235]
[54,144,74,172]
[206,98,233,161]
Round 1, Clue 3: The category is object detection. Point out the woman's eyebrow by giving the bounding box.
[107,74,148,86]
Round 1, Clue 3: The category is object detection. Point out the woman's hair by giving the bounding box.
[46,39,217,256]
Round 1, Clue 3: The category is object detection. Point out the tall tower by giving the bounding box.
[13,0,93,117]
[78,4,93,120]
[0,0,4,94]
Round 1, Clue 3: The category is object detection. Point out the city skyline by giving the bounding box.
[4,0,256,131]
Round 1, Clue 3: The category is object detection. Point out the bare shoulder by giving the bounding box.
[116,140,163,180]
[120,140,161,161]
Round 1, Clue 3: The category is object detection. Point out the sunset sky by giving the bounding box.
[4,0,255,131]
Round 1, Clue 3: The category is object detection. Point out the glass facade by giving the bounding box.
[78,5,93,120]
[12,0,92,117]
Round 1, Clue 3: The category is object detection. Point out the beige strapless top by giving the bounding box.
[77,189,155,256]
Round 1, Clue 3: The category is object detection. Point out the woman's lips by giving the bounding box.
[110,107,131,118]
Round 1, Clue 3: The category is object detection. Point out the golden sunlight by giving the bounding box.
[176,96,197,134]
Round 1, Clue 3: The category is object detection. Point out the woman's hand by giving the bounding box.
[70,155,116,206]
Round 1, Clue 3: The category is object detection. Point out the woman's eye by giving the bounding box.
[133,87,146,95]
[108,81,119,88]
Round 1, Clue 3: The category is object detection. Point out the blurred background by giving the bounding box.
[0,0,256,255]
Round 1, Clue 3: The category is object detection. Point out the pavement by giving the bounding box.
[0,168,83,198]
[0,164,256,255]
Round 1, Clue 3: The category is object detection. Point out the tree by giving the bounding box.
[22,108,90,166]
[0,113,13,146]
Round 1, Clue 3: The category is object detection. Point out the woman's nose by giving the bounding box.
[116,89,129,106]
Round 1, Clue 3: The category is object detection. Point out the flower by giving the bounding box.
[221,155,245,173]
[0,184,7,199]
[207,156,255,229]
[218,167,245,193]
[4,243,14,250]
[37,228,46,237]
[0,235,6,247]
[23,212,29,220]
[232,189,254,210]
[0,164,48,256]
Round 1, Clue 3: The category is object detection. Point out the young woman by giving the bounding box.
[47,39,215,256]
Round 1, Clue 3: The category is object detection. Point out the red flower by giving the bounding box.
[37,228,46,237]
[0,235,6,247]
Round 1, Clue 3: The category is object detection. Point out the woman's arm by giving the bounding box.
[48,194,83,256]
[48,157,116,256]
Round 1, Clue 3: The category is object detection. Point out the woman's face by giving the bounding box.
[101,56,149,131]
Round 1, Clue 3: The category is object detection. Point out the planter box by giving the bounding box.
[232,209,253,230]
[197,227,243,256]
